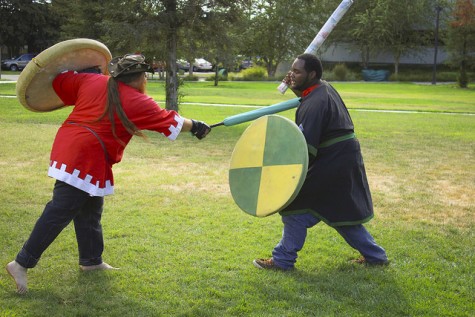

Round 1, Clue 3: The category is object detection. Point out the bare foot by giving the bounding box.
[6,261,28,294]
[80,262,119,271]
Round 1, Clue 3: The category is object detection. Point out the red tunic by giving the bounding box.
[49,71,184,196]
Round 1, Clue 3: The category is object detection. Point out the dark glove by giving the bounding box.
[190,120,211,139]
[78,66,102,74]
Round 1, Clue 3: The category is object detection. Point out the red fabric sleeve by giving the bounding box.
[118,83,183,139]
[52,71,83,106]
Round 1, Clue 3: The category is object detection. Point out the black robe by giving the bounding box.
[280,81,374,226]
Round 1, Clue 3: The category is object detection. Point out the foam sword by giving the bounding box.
[209,97,301,128]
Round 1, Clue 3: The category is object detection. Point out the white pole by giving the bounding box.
[277,0,354,94]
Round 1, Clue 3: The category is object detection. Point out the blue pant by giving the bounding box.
[272,213,387,269]
[16,180,104,268]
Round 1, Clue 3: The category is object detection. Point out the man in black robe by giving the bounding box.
[253,54,388,270]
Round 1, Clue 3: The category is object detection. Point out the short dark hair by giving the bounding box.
[297,53,323,80]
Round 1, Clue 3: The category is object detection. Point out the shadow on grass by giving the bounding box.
[1,269,158,317]
[248,264,408,316]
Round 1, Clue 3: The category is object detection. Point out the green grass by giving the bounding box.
[176,81,474,113]
[0,81,474,316]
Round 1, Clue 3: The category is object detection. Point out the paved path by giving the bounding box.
[0,74,19,82]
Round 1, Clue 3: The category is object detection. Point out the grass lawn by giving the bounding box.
[0,80,474,316]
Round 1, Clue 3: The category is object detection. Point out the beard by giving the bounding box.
[292,74,311,91]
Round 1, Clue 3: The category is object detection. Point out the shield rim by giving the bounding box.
[228,115,309,217]
[16,38,112,112]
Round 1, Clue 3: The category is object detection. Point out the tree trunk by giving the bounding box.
[189,59,194,76]
[214,66,219,86]
[394,52,400,76]
[268,64,276,78]
[459,36,468,88]
[264,58,276,78]
[165,0,179,111]
[361,45,370,68]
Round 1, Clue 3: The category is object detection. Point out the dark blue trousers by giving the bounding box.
[272,213,388,269]
[16,180,104,268]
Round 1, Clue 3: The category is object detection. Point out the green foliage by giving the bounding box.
[242,0,332,77]
[446,0,475,88]
[182,75,200,82]
[324,70,360,82]
[458,67,469,88]
[332,64,349,81]
[238,66,268,81]
[0,0,59,53]
[339,0,436,69]
[206,75,229,82]
[389,71,458,82]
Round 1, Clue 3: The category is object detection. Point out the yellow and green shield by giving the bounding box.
[229,115,308,217]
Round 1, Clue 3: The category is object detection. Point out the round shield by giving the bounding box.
[229,115,308,217]
[16,38,112,112]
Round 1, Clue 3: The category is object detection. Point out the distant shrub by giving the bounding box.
[324,67,359,81]
[206,74,229,81]
[389,71,457,82]
[182,75,200,81]
[333,64,349,81]
[457,69,468,88]
[241,66,267,81]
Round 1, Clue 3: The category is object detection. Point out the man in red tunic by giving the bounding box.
[6,54,211,294]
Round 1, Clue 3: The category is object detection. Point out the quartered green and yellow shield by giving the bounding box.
[229,115,308,217]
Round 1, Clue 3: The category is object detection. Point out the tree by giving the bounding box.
[447,0,475,88]
[98,0,246,93]
[242,0,332,77]
[52,0,178,109]
[373,0,434,76]
[97,0,243,109]
[0,0,59,55]
[344,2,380,68]
[341,0,434,72]
[197,7,243,86]
[52,0,108,41]
[0,0,59,79]
[51,0,151,54]
[162,0,180,110]
[155,0,244,107]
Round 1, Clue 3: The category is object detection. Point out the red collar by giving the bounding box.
[302,84,319,97]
